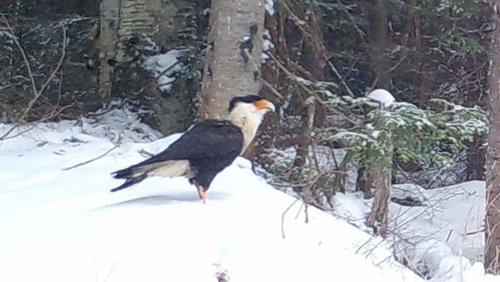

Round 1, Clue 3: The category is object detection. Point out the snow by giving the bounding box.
[0,116,420,282]
[0,112,497,282]
[333,182,497,282]
[262,29,275,63]
[367,89,396,107]
[143,49,185,92]
[265,0,275,16]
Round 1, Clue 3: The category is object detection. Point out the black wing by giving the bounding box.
[129,120,243,168]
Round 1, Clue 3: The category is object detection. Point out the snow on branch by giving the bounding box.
[326,94,488,169]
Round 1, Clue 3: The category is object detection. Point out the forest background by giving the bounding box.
[1,0,499,275]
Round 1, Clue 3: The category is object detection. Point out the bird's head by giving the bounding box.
[227,95,275,153]
[228,95,275,115]
[228,95,275,132]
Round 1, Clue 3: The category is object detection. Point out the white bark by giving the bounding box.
[98,0,120,98]
[199,0,266,120]
[98,0,160,98]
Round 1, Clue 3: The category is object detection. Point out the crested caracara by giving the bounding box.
[110,95,275,203]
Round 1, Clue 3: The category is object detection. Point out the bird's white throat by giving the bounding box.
[228,103,266,154]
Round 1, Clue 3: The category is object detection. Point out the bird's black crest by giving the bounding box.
[228,95,263,112]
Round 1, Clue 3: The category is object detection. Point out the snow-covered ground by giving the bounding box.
[335,182,489,281]
[0,109,497,282]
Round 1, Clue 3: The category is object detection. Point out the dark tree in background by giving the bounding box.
[486,0,500,274]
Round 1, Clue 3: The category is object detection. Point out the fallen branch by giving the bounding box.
[62,119,141,171]
[61,139,123,171]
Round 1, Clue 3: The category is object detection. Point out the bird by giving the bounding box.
[110,95,275,203]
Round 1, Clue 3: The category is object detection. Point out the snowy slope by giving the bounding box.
[334,182,494,282]
[0,117,425,282]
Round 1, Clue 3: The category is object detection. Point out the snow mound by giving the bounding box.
[367,89,395,107]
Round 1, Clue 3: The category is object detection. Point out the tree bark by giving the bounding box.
[98,0,120,98]
[365,115,393,238]
[365,161,392,237]
[293,100,316,168]
[365,0,391,89]
[486,1,500,274]
[198,0,266,120]
[153,0,200,135]
[466,135,486,181]
[98,0,159,98]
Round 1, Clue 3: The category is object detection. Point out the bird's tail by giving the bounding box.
[110,167,148,192]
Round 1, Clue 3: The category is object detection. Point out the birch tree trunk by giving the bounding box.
[98,0,120,98]
[486,0,500,274]
[198,0,266,120]
[98,0,159,98]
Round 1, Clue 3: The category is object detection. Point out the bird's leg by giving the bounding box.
[196,184,207,204]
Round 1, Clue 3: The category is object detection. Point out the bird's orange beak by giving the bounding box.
[254,99,275,112]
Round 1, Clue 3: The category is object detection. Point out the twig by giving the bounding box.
[327,60,355,97]
[0,15,67,140]
[334,0,367,42]
[62,119,141,171]
[0,13,37,103]
[465,229,484,236]
[385,53,408,74]
[62,139,123,171]
[148,57,183,89]
[138,148,155,158]
[260,77,284,99]
[37,25,67,97]
[268,52,359,126]
[85,100,129,117]
[102,259,121,282]
[282,197,301,239]
[0,104,72,142]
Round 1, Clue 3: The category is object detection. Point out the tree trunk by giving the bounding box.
[365,0,391,89]
[98,0,120,98]
[98,0,159,98]
[293,100,316,168]
[365,116,393,238]
[198,0,265,120]
[365,161,392,237]
[466,135,486,181]
[486,0,500,274]
[154,0,201,135]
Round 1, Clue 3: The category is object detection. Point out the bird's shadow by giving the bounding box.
[101,191,229,209]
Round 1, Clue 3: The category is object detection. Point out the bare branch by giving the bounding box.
[0,15,68,141]
[260,77,284,99]
[62,119,141,171]
[268,52,359,126]
[281,198,301,239]
[0,13,38,100]
[327,60,355,97]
